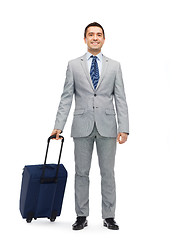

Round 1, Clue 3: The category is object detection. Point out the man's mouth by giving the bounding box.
[91,42,99,45]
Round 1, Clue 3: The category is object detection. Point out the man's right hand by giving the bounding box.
[51,129,62,140]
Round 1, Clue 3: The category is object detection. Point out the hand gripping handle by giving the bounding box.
[48,134,64,142]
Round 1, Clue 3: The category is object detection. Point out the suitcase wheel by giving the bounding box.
[50,210,57,222]
[26,217,32,223]
[26,212,34,223]
[50,217,56,222]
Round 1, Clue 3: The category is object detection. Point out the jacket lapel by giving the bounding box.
[80,54,94,90]
[96,55,109,90]
[80,54,109,91]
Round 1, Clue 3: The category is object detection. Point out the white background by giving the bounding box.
[0,0,178,239]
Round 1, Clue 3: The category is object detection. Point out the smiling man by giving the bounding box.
[51,22,129,230]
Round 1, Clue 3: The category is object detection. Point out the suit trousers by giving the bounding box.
[73,122,117,219]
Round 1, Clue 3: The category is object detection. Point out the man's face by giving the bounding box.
[84,26,105,53]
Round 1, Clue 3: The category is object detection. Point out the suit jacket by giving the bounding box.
[54,53,129,138]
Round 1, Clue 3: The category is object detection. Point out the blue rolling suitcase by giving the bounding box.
[19,135,67,223]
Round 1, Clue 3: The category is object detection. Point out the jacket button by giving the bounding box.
[94,94,97,97]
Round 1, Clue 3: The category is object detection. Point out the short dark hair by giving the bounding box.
[84,22,105,38]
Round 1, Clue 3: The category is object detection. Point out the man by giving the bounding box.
[51,22,129,230]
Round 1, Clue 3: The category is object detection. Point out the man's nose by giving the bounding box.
[93,34,98,40]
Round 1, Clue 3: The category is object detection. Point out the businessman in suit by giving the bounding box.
[51,22,129,230]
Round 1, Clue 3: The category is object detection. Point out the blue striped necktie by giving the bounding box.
[90,56,99,89]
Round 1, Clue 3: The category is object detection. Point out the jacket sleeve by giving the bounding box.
[54,62,74,131]
[114,62,129,134]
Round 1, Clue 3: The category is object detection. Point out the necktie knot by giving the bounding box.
[91,55,97,60]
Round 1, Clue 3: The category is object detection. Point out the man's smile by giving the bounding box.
[91,42,100,45]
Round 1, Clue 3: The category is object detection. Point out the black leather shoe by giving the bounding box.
[103,218,119,230]
[72,216,88,230]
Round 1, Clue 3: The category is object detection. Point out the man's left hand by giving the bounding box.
[117,132,128,144]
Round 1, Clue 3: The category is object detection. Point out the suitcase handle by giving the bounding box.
[48,134,64,142]
[41,134,64,183]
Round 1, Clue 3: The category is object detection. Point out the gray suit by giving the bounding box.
[54,53,129,218]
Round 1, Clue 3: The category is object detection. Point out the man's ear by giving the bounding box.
[84,37,87,44]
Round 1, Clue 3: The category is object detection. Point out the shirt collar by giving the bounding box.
[86,51,103,61]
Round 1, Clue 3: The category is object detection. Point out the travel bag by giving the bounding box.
[19,134,67,223]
